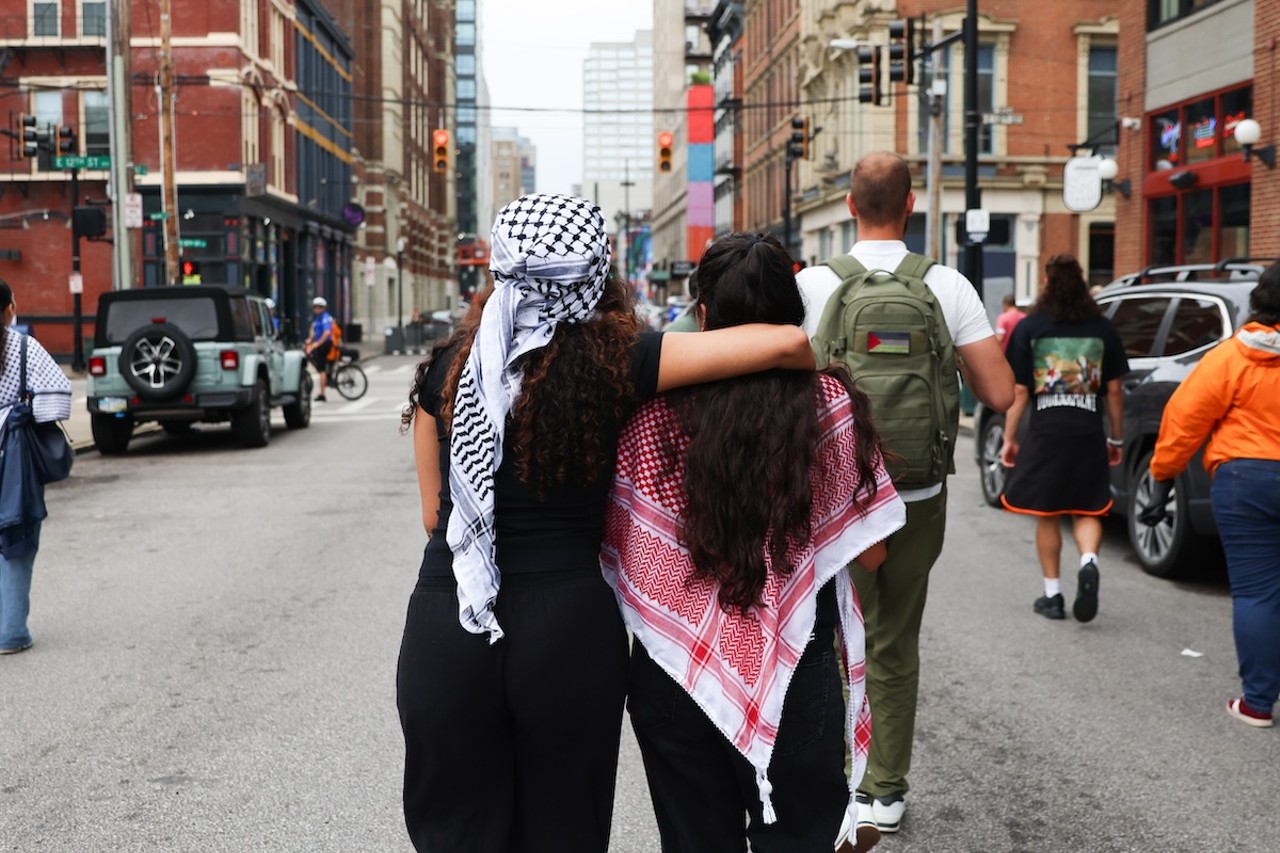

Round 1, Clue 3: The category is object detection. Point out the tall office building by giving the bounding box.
[456,0,485,295]
[583,31,655,285]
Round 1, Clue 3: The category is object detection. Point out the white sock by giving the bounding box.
[1081,552,1098,568]
[1044,578,1062,598]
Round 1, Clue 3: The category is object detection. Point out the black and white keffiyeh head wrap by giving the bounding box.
[447,193,612,641]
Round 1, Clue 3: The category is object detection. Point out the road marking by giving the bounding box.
[332,395,381,414]
[361,364,383,376]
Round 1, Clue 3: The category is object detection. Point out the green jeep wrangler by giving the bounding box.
[86,285,312,454]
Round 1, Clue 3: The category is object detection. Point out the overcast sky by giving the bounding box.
[480,0,653,195]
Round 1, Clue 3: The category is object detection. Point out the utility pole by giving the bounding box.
[925,17,944,261]
[620,160,634,286]
[962,0,984,299]
[70,166,84,371]
[107,0,134,289]
[159,0,180,285]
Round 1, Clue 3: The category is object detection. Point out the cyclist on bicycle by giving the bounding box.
[305,296,337,401]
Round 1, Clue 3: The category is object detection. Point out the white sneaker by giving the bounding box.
[836,795,881,852]
[871,794,906,833]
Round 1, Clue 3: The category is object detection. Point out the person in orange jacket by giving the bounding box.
[1141,266,1280,729]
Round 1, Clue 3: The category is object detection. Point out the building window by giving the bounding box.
[1148,85,1251,170]
[1087,46,1117,154]
[1149,0,1226,30]
[84,91,109,155]
[1147,183,1248,266]
[457,23,475,46]
[33,0,59,36]
[457,79,476,100]
[457,54,475,75]
[924,43,995,155]
[81,0,105,36]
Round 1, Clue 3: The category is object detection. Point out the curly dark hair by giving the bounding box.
[403,269,641,493]
[1033,253,1101,323]
[1249,262,1280,326]
[664,233,884,614]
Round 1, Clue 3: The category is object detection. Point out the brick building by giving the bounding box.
[1114,0,1266,274]
[792,0,1120,305]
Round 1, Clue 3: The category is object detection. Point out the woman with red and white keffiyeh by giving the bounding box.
[602,233,906,853]
[396,196,817,853]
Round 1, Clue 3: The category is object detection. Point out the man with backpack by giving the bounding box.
[796,152,1014,838]
[305,296,340,402]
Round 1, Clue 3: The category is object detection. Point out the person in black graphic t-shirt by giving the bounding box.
[1000,254,1129,623]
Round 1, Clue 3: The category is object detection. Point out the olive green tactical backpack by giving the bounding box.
[811,253,960,491]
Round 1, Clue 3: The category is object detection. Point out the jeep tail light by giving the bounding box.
[88,356,106,376]
[219,350,239,370]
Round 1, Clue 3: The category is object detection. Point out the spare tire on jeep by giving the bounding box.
[119,322,198,401]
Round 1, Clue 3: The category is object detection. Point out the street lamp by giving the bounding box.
[396,236,407,350]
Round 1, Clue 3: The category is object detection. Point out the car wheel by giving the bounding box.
[91,414,133,455]
[283,372,312,429]
[119,323,198,402]
[234,379,271,448]
[978,414,1007,507]
[1127,450,1207,579]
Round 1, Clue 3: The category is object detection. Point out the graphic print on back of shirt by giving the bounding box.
[1032,336,1104,412]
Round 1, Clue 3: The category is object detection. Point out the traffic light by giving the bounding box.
[19,114,41,159]
[858,46,883,106]
[657,131,674,173]
[58,125,76,155]
[888,18,917,85]
[181,259,202,284]
[432,129,451,173]
[72,206,107,239]
[788,116,810,161]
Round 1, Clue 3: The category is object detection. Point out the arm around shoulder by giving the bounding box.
[656,323,814,393]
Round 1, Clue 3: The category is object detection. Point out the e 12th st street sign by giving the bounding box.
[54,155,111,170]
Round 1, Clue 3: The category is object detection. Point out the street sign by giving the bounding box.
[125,192,143,229]
[982,108,1024,126]
[1063,156,1103,212]
[177,238,207,249]
[68,272,83,294]
[53,155,111,170]
[134,164,148,175]
[671,260,696,277]
[965,208,990,243]
[149,211,169,221]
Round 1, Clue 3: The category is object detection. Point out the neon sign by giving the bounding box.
[1192,117,1217,149]
[1223,110,1246,139]
[1159,120,1182,162]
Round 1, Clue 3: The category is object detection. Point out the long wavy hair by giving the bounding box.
[403,268,641,493]
[664,233,884,614]
[1033,253,1102,323]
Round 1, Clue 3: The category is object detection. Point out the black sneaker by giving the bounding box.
[315,394,327,402]
[1034,593,1066,620]
[1073,561,1100,623]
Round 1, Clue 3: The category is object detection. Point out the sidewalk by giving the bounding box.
[62,339,390,454]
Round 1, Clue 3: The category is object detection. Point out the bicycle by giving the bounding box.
[321,346,368,401]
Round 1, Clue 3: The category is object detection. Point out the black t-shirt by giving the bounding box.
[1006,311,1129,434]
[419,331,664,577]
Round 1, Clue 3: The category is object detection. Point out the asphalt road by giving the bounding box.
[3,355,1277,852]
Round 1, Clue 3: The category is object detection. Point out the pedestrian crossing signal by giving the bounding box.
[181,260,202,284]
[432,129,451,174]
[657,131,674,173]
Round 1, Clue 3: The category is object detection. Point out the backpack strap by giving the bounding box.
[821,254,868,282]
[893,252,935,282]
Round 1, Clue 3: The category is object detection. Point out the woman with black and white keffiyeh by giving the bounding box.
[0,281,73,656]
[395,194,817,853]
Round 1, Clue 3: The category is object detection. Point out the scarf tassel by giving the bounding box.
[755,768,777,825]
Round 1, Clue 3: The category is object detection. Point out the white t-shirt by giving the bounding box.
[795,240,995,502]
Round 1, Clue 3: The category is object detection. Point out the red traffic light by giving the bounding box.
[657,131,674,173]
[432,129,451,173]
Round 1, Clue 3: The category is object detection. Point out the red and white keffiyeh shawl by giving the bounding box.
[601,373,906,823]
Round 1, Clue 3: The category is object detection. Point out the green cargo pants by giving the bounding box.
[849,486,947,798]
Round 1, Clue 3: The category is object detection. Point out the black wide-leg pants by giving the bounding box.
[396,570,630,853]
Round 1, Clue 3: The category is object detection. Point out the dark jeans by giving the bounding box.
[627,627,847,853]
[1211,459,1280,715]
[396,570,629,853]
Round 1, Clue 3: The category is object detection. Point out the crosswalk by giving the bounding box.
[302,359,419,424]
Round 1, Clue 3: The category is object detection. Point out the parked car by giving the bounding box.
[86,285,312,454]
[973,259,1267,578]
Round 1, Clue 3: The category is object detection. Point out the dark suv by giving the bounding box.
[86,285,312,454]
[974,259,1265,578]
